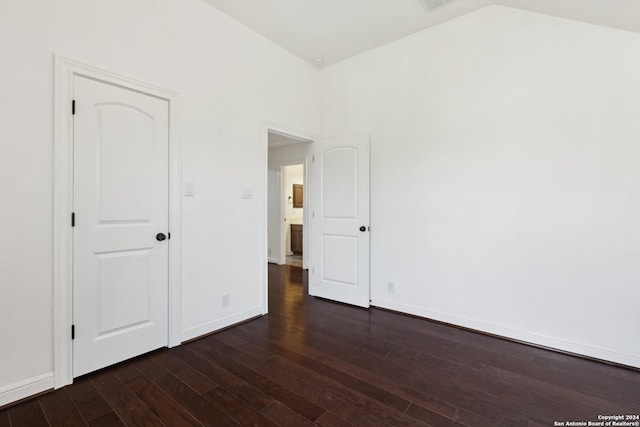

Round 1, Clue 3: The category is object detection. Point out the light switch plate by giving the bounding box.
[184,182,195,197]
[241,188,253,199]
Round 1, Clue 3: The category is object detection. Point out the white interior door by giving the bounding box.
[73,75,169,377]
[309,134,370,307]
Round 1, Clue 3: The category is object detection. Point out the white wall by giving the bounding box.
[321,5,640,367]
[268,143,310,172]
[0,0,320,405]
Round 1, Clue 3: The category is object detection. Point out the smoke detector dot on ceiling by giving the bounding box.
[312,58,323,65]
[422,0,458,11]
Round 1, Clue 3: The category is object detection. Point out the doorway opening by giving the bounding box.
[283,163,304,267]
[266,130,312,270]
[265,129,371,313]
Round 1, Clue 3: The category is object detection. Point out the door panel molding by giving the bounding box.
[53,56,182,389]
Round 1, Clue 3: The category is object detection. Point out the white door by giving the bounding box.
[309,134,370,307]
[73,75,169,377]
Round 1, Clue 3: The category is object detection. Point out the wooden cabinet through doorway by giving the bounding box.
[291,224,303,254]
[293,184,303,208]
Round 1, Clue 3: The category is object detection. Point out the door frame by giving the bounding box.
[53,56,182,388]
[263,124,315,314]
[267,169,282,265]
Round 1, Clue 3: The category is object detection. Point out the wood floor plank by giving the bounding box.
[229,347,350,411]
[261,401,315,427]
[532,349,640,385]
[240,308,520,424]
[206,334,384,425]
[313,410,356,427]
[39,390,87,427]
[403,403,466,427]
[0,411,9,427]
[113,364,202,427]
[172,346,275,411]
[398,384,504,427]
[149,351,219,394]
[309,324,564,425]
[88,413,125,427]
[319,394,398,427]
[260,354,432,427]
[202,386,278,427]
[90,370,164,427]
[405,355,612,424]
[65,378,113,422]
[189,340,325,422]
[405,368,549,425]
[7,400,48,427]
[225,326,472,426]
[132,356,238,427]
[270,296,564,425]
[213,330,275,361]
[370,307,537,362]
[380,350,538,425]
[229,325,413,413]
[482,363,640,414]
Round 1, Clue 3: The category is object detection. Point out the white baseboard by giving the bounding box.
[371,299,640,369]
[0,373,54,407]
[268,257,279,264]
[181,306,264,342]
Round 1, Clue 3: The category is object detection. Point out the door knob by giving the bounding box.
[359,226,366,232]
[156,233,167,241]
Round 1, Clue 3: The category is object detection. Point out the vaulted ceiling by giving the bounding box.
[202,0,640,66]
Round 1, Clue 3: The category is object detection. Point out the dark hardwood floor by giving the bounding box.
[3,264,640,426]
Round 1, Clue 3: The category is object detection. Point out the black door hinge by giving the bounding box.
[72,100,76,115]
[71,325,75,340]
[71,212,75,227]
[168,232,171,240]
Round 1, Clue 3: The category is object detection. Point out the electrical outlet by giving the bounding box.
[221,293,230,307]
[387,282,395,293]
